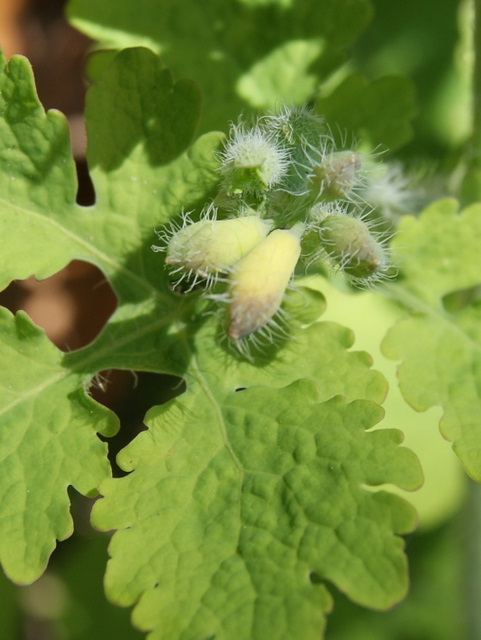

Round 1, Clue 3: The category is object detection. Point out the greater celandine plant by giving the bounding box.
[3,25,481,640]
[153,106,403,356]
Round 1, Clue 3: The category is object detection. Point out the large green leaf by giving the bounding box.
[66,0,373,130]
[0,47,219,582]
[307,275,465,530]
[382,199,481,480]
[0,308,117,583]
[93,377,421,640]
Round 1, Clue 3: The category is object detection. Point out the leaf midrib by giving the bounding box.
[1,303,186,418]
[1,197,159,300]
[189,354,244,475]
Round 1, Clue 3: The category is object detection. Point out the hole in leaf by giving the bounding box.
[442,284,481,314]
[0,260,117,351]
[235,387,246,392]
[309,571,323,585]
[91,371,186,476]
[75,158,96,206]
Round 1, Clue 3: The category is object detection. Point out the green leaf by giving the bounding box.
[0,309,117,583]
[0,49,219,291]
[382,199,481,480]
[66,0,373,130]
[189,311,388,403]
[304,275,465,530]
[0,47,220,582]
[236,39,325,109]
[325,520,468,640]
[0,54,79,283]
[86,49,201,172]
[316,73,416,151]
[93,378,421,640]
[59,530,144,640]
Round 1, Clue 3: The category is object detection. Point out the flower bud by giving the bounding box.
[228,228,301,339]
[166,215,272,279]
[318,214,386,280]
[218,125,289,196]
[309,150,363,201]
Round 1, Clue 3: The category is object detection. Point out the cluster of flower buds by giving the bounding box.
[153,210,301,348]
[153,106,411,356]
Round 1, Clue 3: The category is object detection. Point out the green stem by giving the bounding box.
[473,0,481,142]
[462,0,481,202]
[462,479,481,640]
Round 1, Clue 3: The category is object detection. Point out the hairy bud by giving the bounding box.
[218,124,289,196]
[309,150,363,202]
[228,228,301,339]
[165,215,273,283]
[318,214,387,281]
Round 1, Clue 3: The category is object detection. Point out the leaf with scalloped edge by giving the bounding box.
[316,73,416,151]
[0,46,221,583]
[0,309,117,583]
[92,375,421,640]
[66,0,373,130]
[383,199,481,480]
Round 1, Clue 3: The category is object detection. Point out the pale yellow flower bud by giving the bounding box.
[228,228,301,339]
[166,215,272,278]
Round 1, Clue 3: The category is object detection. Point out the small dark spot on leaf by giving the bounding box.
[442,284,481,313]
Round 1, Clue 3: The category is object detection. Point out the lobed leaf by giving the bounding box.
[0,47,220,582]
[66,0,373,130]
[0,308,117,583]
[383,199,481,480]
[305,275,464,530]
[93,377,421,640]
